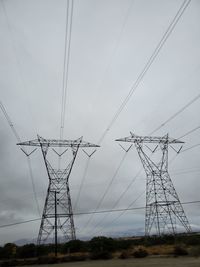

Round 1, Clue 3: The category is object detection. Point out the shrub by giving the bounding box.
[37,256,58,264]
[1,243,17,259]
[62,240,86,253]
[36,245,49,257]
[0,246,4,259]
[17,244,36,258]
[68,254,87,261]
[173,245,188,256]
[133,248,148,258]
[89,236,115,253]
[90,251,112,260]
[189,246,200,257]
[185,236,200,246]
[115,240,133,250]
[119,251,131,259]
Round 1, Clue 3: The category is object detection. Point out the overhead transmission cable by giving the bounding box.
[85,121,200,236]
[0,101,41,217]
[87,121,200,236]
[73,0,135,213]
[0,101,21,143]
[86,119,200,236]
[79,0,191,235]
[97,0,191,145]
[87,0,194,231]
[1,1,41,216]
[91,131,200,236]
[82,150,150,236]
[1,0,38,133]
[150,92,200,135]
[92,190,145,237]
[178,126,200,140]
[104,121,200,231]
[73,157,90,212]
[1,200,199,230]
[60,0,74,141]
[178,126,200,153]
[95,0,135,96]
[83,168,144,236]
[181,143,200,153]
[168,126,200,163]
[81,151,130,231]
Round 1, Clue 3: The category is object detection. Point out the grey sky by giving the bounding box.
[0,0,200,244]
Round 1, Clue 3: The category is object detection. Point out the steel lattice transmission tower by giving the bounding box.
[116,132,192,236]
[18,135,99,244]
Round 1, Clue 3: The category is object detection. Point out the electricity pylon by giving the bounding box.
[116,132,191,236]
[18,135,99,244]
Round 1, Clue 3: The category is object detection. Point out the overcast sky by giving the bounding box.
[0,0,200,245]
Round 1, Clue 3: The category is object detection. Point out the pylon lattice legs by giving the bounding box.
[116,133,191,236]
[37,145,78,244]
[17,136,99,244]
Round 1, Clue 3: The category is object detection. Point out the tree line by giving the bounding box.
[0,233,200,260]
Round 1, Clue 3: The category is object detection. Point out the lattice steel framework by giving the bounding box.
[116,132,191,236]
[18,135,99,244]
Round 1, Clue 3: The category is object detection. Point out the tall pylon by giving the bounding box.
[116,133,191,236]
[18,135,99,244]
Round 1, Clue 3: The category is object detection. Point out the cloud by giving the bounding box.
[0,0,200,244]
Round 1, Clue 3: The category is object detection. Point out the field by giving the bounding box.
[24,257,200,267]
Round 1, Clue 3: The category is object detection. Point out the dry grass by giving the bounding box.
[146,245,174,255]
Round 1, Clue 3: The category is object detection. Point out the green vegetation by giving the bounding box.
[0,233,200,265]
[133,247,149,258]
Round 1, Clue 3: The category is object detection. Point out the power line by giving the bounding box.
[73,0,137,227]
[93,1,200,230]
[86,119,200,235]
[91,190,145,237]
[169,126,200,155]
[1,200,199,230]
[104,123,200,231]
[27,156,41,216]
[74,0,192,237]
[150,92,200,135]
[60,0,74,140]
[87,199,199,237]
[94,0,135,102]
[178,125,200,139]
[85,124,200,236]
[1,0,38,133]
[73,157,90,212]
[181,143,200,153]
[97,0,191,145]
[0,101,21,143]
[1,0,41,216]
[82,151,129,231]
[81,149,149,237]
[0,218,41,229]
[0,101,41,217]
[91,165,200,236]
[60,0,69,140]
[80,0,193,228]
[172,168,200,176]
[73,1,135,214]
[73,148,98,213]
[82,167,144,237]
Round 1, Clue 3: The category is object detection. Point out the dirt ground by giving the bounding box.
[24,257,200,267]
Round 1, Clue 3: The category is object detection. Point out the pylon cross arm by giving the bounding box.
[17,135,100,148]
[116,133,184,144]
